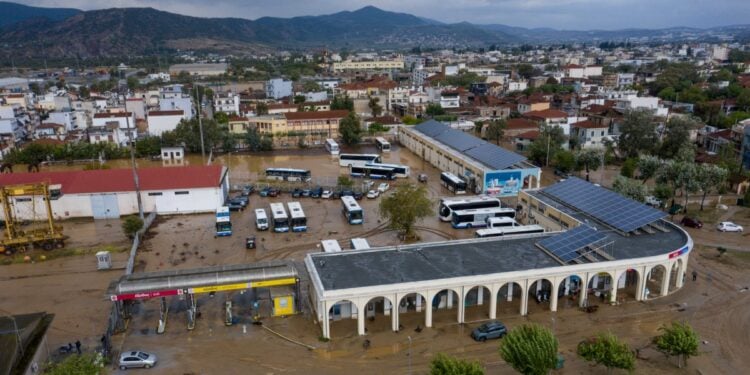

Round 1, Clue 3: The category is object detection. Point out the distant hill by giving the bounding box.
[0,2,747,58]
[0,1,79,28]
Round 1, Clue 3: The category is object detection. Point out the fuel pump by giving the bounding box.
[157,297,168,334]
[224,300,233,326]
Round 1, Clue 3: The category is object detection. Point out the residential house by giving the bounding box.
[45,111,78,131]
[92,112,136,144]
[125,98,147,120]
[514,130,540,151]
[159,97,193,120]
[266,78,293,100]
[440,91,460,109]
[564,65,603,79]
[34,123,66,140]
[704,129,732,154]
[504,118,540,139]
[524,109,569,127]
[517,99,550,114]
[570,120,610,149]
[147,110,184,136]
[213,92,240,115]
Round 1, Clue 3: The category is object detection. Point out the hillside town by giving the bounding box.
[2,3,750,375]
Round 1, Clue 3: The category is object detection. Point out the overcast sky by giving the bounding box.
[17,0,750,30]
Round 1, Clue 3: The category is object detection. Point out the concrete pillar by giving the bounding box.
[660,264,671,297]
[457,288,464,323]
[579,273,589,308]
[564,277,571,295]
[425,291,433,328]
[520,281,529,316]
[609,283,618,304]
[391,296,399,332]
[447,292,453,309]
[635,266,647,301]
[536,171,541,189]
[489,289,498,319]
[550,282,560,312]
[416,294,422,312]
[507,283,514,302]
[384,298,391,316]
[477,289,484,306]
[675,260,685,288]
[322,301,330,339]
[357,302,366,336]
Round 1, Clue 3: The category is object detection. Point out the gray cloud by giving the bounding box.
[15,0,750,29]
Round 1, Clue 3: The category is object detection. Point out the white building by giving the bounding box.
[507,81,528,92]
[159,97,193,120]
[439,91,460,108]
[570,120,610,149]
[45,111,78,131]
[160,84,185,99]
[147,110,184,136]
[565,65,603,79]
[0,165,229,220]
[607,91,668,116]
[92,112,136,144]
[266,79,293,100]
[213,92,240,115]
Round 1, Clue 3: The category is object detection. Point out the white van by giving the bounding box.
[255,208,269,231]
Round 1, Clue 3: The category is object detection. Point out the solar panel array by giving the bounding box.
[537,225,608,263]
[413,120,526,170]
[543,177,666,233]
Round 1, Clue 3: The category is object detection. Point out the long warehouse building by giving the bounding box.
[305,178,691,339]
[398,120,541,196]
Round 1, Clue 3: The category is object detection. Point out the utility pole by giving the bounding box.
[125,114,144,220]
[194,85,206,162]
[545,130,551,167]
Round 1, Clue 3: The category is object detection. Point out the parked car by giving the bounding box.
[233,195,248,207]
[471,321,507,342]
[353,191,364,200]
[241,185,255,196]
[267,188,279,197]
[291,188,303,198]
[717,221,743,232]
[301,189,312,197]
[227,200,244,211]
[366,190,379,199]
[645,196,663,208]
[118,350,158,370]
[259,187,271,197]
[668,204,684,215]
[680,217,703,229]
[554,169,570,178]
[418,173,428,183]
[377,183,390,193]
[321,190,333,199]
[341,190,354,197]
[363,180,375,190]
[311,187,323,198]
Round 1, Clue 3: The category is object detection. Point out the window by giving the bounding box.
[147,192,163,196]
[15,197,31,202]
[175,191,189,195]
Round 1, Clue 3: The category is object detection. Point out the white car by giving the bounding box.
[363,180,375,189]
[717,222,743,232]
[366,190,379,199]
[321,190,333,199]
[377,183,390,193]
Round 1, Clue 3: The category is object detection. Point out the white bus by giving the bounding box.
[287,201,307,232]
[339,153,382,168]
[325,139,340,156]
[451,207,516,229]
[341,196,364,225]
[375,137,391,152]
[350,165,396,180]
[270,202,289,233]
[440,172,467,194]
[350,238,370,250]
[486,216,517,229]
[265,168,312,182]
[254,208,269,231]
[215,206,232,237]
[366,162,410,178]
[321,239,342,253]
[475,225,545,238]
[438,196,503,221]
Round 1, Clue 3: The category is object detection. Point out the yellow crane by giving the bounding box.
[0,183,66,255]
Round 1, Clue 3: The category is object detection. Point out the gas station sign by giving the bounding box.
[111,289,181,301]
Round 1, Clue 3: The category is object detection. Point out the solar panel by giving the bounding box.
[538,225,608,262]
[434,128,484,152]
[414,120,447,137]
[543,177,666,233]
[465,143,526,170]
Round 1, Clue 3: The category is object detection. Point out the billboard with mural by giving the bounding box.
[483,169,537,197]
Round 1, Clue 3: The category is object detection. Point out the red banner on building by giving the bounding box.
[111,289,181,301]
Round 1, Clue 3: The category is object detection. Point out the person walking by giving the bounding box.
[75,340,82,355]
[692,270,697,281]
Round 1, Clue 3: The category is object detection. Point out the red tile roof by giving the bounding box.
[284,110,349,121]
[571,120,606,129]
[516,130,540,140]
[524,109,568,119]
[148,110,184,116]
[94,112,132,119]
[506,118,539,130]
[0,165,225,194]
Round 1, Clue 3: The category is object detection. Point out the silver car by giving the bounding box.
[118,351,157,370]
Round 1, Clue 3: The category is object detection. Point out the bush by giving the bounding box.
[430,353,484,375]
[337,175,354,187]
[122,216,144,239]
[621,158,637,178]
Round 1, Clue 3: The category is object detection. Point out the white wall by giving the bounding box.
[148,114,182,136]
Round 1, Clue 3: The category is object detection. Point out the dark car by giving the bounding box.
[341,190,354,197]
[471,321,507,342]
[292,188,303,198]
[267,188,280,197]
[227,199,244,211]
[331,190,342,199]
[310,187,323,198]
[232,195,248,207]
[259,187,271,197]
[353,191,364,200]
[680,217,703,228]
[301,189,312,197]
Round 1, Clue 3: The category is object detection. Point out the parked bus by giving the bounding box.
[366,162,410,178]
[215,206,232,237]
[341,196,364,224]
[321,239,342,253]
[350,238,370,250]
[475,225,545,238]
[451,207,516,229]
[339,153,382,168]
[375,137,391,152]
[440,172,467,194]
[287,201,307,232]
[486,216,517,229]
[325,139,340,156]
[438,196,503,222]
[265,168,312,182]
[254,208,269,231]
[270,202,289,233]
[350,165,396,180]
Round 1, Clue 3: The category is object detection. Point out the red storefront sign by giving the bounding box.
[111,289,181,301]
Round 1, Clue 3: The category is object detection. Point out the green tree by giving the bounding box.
[637,156,662,184]
[694,164,728,210]
[660,116,700,159]
[737,89,750,112]
[577,332,636,374]
[553,149,575,173]
[293,95,306,104]
[163,118,227,153]
[527,125,567,166]
[426,103,446,116]
[303,80,321,92]
[516,64,535,79]
[612,176,648,202]
[122,215,144,239]
[618,109,658,158]
[653,321,699,368]
[339,112,362,145]
[79,85,90,98]
[652,183,674,205]
[45,353,102,375]
[126,76,139,90]
[402,115,424,125]
[499,324,558,375]
[331,95,354,111]
[379,183,433,238]
[134,136,162,157]
[255,102,269,115]
[485,119,506,145]
[368,96,383,117]
[29,82,43,95]
[214,111,229,124]
[337,175,354,187]
[430,353,484,375]
[574,149,603,182]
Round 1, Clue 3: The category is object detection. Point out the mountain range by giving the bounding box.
[0,2,748,58]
